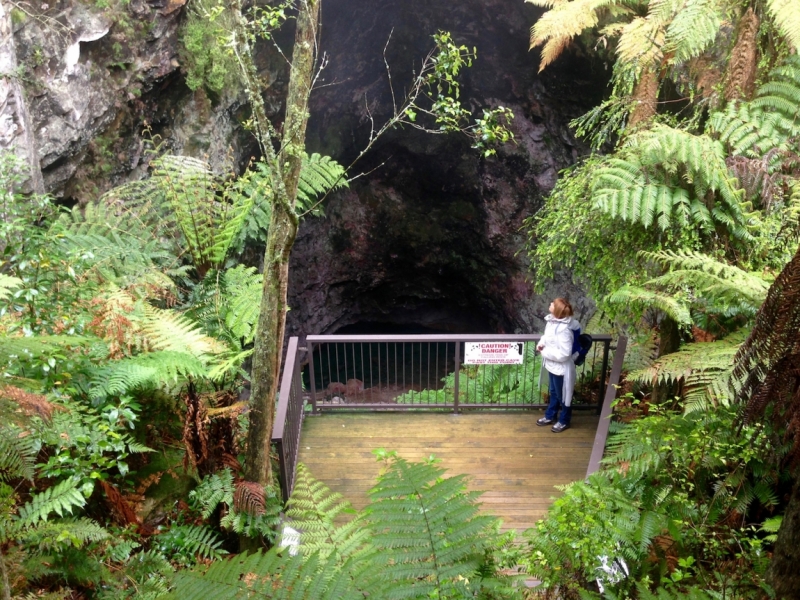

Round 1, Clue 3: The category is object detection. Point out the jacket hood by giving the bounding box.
[545,314,581,330]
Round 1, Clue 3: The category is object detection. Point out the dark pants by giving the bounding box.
[545,372,572,426]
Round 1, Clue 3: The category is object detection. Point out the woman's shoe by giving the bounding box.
[536,417,554,426]
[551,422,569,433]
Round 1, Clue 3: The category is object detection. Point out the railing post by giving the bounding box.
[598,339,611,415]
[275,439,289,503]
[586,336,627,478]
[308,342,317,414]
[453,342,460,414]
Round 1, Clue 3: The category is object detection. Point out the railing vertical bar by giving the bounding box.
[336,342,347,383]
[334,344,340,396]
[326,343,332,399]
[308,342,317,414]
[453,342,460,413]
[426,342,430,402]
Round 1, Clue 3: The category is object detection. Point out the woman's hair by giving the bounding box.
[552,297,574,319]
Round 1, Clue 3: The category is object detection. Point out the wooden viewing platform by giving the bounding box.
[296,411,600,533]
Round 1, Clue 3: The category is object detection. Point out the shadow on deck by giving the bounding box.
[296,411,600,534]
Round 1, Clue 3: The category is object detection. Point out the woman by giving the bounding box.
[536,298,581,433]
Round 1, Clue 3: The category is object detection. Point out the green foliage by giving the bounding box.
[526,405,778,597]
[593,125,751,237]
[172,457,516,599]
[152,525,227,565]
[366,453,502,598]
[296,153,349,216]
[285,464,371,562]
[32,400,150,496]
[526,156,677,306]
[766,0,800,52]
[179,0,239,93]
[189,468,281,541]
[629,332,744,412]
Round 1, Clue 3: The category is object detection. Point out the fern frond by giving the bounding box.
[366,456,498,597]
[528,0,618,71]
[615,18,664,71]
[0,422,37,481]
[628,332,744,392]
[16,479,86,527]
[663,0,722,64]
[766,0,800,52]
[221,265,262,344]
[605,285,692,324]
[0,273,22,302]
[296,153,349,216]
[88,351,208,400]
[20,517,109,551]
[286,464,371,563]
[640,250,770,310]
[141,306,227,360]
[712,55,800,160]
[162,525,228,561]
[168,549,368,600]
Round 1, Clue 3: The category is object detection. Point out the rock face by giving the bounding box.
[286,0,606,337]
[10,0,606,335]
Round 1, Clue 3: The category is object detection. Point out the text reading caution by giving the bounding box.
[464,342,524,365]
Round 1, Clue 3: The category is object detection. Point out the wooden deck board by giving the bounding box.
[296,412,599,533]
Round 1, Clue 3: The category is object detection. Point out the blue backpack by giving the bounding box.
[571,328,593,366]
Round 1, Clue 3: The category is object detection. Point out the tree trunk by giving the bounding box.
[629,68,658,127]
[652,315,681,404]
[768,479,800,598]
[243,0,320,488]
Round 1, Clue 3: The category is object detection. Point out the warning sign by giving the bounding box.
[464,342,524,365]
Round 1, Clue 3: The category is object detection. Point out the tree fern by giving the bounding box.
[189,469,281,541]
[527,0,626,71]
[640,249,770,312]
[221,265,262,345]
[662,0,723,64]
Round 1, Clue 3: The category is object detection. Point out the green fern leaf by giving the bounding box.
[767,0,800,52]
[16,479,86,527]
[366,456,498,598]
[296,153,349,216]
[0,273,22,302]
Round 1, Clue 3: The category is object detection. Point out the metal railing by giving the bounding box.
[305,334,614,413]
[272,333,626,501]
[271,337,304,502]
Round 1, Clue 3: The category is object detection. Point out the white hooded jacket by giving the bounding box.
[538,314,581,406]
